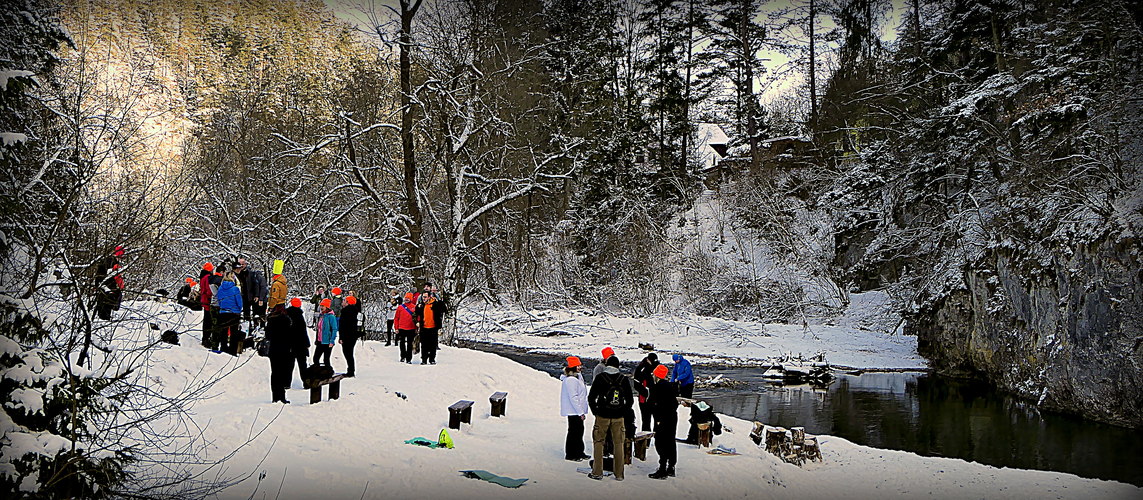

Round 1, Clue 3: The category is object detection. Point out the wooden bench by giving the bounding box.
[448,400,475,429]
[489,391,508,417]
[697,422,713,447]
[631,431,654,462]
[309,374,347,404]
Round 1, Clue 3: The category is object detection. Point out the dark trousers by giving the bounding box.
[654,417,678,469]
[397,329,416,362]
[566,416,586,460]
[270,355,294,402]
[216,313,240,354]
[679,384,694,399]
[201,308,214,347]
[252,302,266,328]
[419,327,438,362]
[341,335,357,375]
[313,343,332,367]
[385,319,394,345]
[639,401,654,432]
[294,348,309,384]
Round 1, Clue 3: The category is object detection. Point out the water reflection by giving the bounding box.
[469,343,1142,486]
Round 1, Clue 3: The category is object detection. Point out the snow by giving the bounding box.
[0,69,34,90]
[104,300,1139,498]
[457,290,919,370]
[0,132,28,146]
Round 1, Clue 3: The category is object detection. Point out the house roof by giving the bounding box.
[695,123,730,146]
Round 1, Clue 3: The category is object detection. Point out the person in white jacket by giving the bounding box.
[561,356,590,461]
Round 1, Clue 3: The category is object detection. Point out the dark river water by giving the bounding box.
[466,342,1143,487]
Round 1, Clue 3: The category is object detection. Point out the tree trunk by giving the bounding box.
[400,0,425,278]
[808,0,817,130]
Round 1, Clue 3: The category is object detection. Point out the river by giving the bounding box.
[466,341,1143,487]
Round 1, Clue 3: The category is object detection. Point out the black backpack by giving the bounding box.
[599,374,629,410]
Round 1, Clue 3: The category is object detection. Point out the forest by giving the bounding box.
[1,0,1141,496]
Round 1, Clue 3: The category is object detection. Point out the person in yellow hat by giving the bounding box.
[560,356,590,461]
[267,262,287,311]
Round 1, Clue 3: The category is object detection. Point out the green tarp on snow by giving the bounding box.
[459,470,528,488]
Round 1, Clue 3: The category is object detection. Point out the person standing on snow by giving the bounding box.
[586,355,632,481]
[286,297,311,383]
[393,292,418,364]
[648,364,679,479]
[248,265,268,329]
[330,287,344,318]
[267,263,287,311]
[416,287,447,365]
[265,303,294,404]
[215,273,243,355]
[670,354,695,399]
[385,288,399,347]
[198,263,215,348]
[561,356,591,462]
[633,353,660,432]
[313,298,338,368]
[339,295,362,377]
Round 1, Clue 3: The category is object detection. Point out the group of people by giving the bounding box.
[177,259,449,403]
[560,348,698,481]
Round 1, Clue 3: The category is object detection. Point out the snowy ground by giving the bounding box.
[455,291,922,370]
[110,300,1141,499]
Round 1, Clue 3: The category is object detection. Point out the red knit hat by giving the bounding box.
[346,296,357,305]
[320,298,331,308]
[113,245,124,257]
[653,364,668,379]
[203,262,214,272]
[332,287,342,295]
[290,297,302,308]
[601,346,615,359]
[185,277,196,285]
[567,356,581,368]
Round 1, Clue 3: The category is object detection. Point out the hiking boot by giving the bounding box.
[667,466,675,477]
[614,476,624,481]
[649,468,669,480]
[587,473,603,480]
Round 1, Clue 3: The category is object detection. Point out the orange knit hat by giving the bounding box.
[653,364,668,379]
[320,298,331,308]
[404,292,415,302]
[332,287,342,295]
[185,277,196,285]
[567,356,581,368]
[203,262,214,272]
[346,296,357,305]
[290,297,302,308]
[601,346,615,359]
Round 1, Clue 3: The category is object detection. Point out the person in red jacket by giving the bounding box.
[198,263,215,348]
[393,292,418,364]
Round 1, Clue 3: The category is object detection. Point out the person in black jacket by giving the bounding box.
[647,364,679,479]
[265,304,294,404]
[586,355,632,481]
[286,298,311,384]
[683,401,722,445]
[339,295,362,377]
[633,353,659,432]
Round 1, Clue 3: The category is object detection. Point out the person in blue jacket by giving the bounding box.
[312,298,338,368]
[670,354,695,399]
[215,274,244,355]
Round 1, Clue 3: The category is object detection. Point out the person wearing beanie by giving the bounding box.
[586,355,633,481]
[339,295,363,377]
[633,352,661,432]
[560,356,590,462]
[313,298,338,368]
[265,304,294,404]
[330,286,344,318]
[592,346,616,384]
[648,363,679,479]
[670,354,695,399]
[267,270,288,311]
[393,292,418,363]
[177,277,199,310]
[415,286,448,365]
[285,297,311,384]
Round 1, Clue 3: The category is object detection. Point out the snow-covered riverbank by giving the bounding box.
[454,291,924,370]
[110,301,1140,499]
